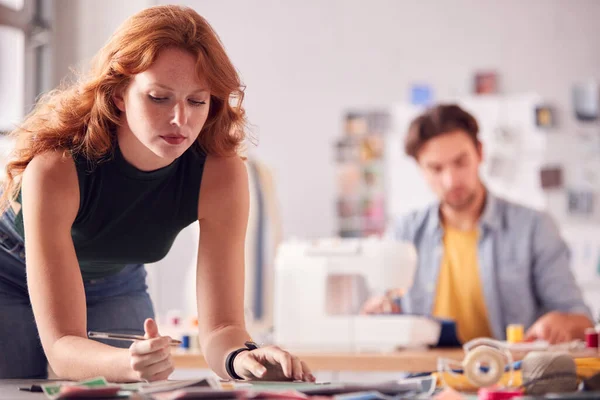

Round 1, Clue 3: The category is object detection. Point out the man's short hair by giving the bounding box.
[405,104,479,159]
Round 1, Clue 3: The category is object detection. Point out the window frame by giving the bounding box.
[0,0,51,133]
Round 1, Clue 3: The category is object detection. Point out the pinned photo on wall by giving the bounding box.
[336,164,362,196]
[361,195,386,236]
[539,166,563,189]
[335,139,360,163]
[567,189,595,215]
[410,84,434,106]
[474,71,498,95]
[360,135,385,162]
[487,155,516,181]
[492,126,516,145]
[363,165,383,189]
[572,82,599,122]
[367,111,391,135]
[344,112,368,136]
[535,105,555,128]
[581,163,600,189]
[336,197,361,219]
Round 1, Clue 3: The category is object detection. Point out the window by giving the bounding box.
[0,0,50,133]
[0,1,24,11]
[0,0,25,11]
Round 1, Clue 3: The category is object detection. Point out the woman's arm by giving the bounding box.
[21,151,171,382]
[196,155,252,379]
[196,155,313,382]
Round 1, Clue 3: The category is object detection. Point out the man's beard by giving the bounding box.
[443,191,477,212]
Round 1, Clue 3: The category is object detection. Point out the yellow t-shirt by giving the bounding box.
[432,225,493,343]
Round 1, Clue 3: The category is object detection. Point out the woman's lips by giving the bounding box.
[160,135,186,145]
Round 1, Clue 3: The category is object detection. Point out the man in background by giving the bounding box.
[362,104,593,344]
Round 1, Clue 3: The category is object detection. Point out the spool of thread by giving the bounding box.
[188,333,200,351]
[463,345,506,388]
[521,351,578,395]
[585,328,598,349]
[188,317,200,351]
[506,324,524,343]
[180,335,190,350]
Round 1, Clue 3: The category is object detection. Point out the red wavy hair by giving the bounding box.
[2,4,247,210]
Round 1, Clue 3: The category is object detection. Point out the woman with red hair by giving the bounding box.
[0,5,313,383]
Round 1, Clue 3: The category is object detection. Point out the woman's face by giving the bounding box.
[114,47,211,170]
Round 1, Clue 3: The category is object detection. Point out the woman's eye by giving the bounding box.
[149,95,168,103]
[189,100,207,107]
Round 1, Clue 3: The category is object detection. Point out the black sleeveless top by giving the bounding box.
[15,143,207,280]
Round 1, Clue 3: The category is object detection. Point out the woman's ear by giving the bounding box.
[113,86,126,112]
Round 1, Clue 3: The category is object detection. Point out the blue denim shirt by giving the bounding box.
[392,192,592,340]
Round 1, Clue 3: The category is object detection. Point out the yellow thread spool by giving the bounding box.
[506,324,525,343]
[507,324,524,343]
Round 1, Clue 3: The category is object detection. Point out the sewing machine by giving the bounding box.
[273,237,442,351]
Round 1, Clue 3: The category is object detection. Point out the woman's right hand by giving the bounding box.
[360,291,403,315]
[129,318,174,382]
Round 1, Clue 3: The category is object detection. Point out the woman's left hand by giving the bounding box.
[232,345,315,382]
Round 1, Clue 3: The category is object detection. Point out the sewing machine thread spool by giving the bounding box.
[506,324,524,343]
[585,328,598,349]
[189,334,199,350]
[180,335,190,349]
[189,317,200,351]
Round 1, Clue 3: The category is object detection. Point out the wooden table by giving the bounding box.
[174,345,600,374]
[173,348,466,373]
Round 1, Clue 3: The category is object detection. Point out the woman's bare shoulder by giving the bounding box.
[198,154,248,220]
[22,150,79,216]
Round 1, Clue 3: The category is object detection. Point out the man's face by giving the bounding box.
[416,130,483,211]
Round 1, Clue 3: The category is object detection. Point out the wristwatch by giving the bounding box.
[225,341,259,380]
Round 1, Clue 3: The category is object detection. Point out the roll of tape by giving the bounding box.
[463,345,506,388]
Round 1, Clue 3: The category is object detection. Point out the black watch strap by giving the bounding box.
[225,341,259,380]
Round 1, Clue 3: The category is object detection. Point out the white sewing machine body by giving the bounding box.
[273,237,441,352]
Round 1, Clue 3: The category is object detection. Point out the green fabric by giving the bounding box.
[14,143,206,280]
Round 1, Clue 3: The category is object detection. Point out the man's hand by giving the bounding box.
[524,311,594,344]
[360,289,404,315]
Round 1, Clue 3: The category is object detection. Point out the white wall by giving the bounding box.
[53,0,151,84]
[54,0,600,239]
[152,0,600,239]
